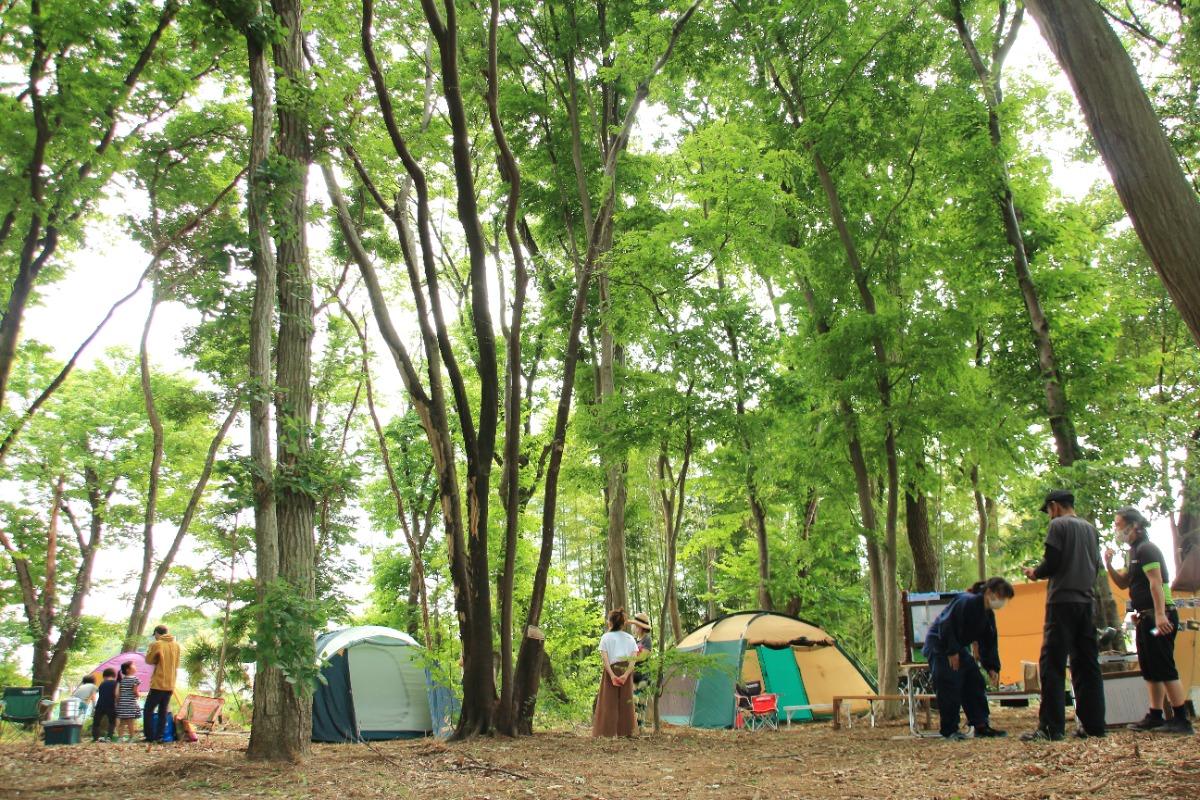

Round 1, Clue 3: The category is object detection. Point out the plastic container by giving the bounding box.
[57,697,83,720]
[43,720,82,745]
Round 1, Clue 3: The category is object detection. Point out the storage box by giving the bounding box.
[43,720,82,745]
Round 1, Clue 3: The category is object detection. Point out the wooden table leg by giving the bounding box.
[832,698,842,730]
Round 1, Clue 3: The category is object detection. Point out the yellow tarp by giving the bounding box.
[1173,591,1199,694]
[994,579,1129,686]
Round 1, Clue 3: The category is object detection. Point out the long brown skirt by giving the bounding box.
[592,662,636,737]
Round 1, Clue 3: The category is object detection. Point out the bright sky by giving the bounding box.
[9,14,1176,635]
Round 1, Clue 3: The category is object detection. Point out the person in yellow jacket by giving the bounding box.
[143,625,180,742]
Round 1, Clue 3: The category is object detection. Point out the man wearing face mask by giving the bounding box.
[923,577,1015,740]
[1105,507,1194,735]
[1021,489,1106,741]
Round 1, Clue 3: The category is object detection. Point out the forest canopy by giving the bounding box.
[2,0,1200,758]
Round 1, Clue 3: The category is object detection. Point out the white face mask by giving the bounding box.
[988,598,1007,611]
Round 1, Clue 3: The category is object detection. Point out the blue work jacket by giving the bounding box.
[923,592,1001,672]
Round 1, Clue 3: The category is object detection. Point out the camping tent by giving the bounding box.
[92,651,153,689]
[312,625,455,742]
[659,611,876,728]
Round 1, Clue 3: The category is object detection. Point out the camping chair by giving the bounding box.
[175,694,224,741]
[744,693,780,732]
[0,686,47,741]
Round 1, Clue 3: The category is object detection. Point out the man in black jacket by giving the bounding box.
[1021,489,1106,741]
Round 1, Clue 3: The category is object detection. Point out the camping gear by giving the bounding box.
[904,580,1132,686]
[659,611,875,728]
[43,719,82,745]
[740,693,779,731]
[0,686,46,740]
[148,711,175,742]
[176,694,224,740]
[56,697,85,721]
[92,651,154,689]
[312,625,458,742]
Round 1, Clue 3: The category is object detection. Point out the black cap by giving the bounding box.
[1040,489,1074,513]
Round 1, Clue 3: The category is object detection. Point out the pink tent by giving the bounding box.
[92,651,154,692]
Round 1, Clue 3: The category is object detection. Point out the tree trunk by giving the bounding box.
[904,487,938,592]
[487,0,530,734]
[1173,429,1200,569]
[215,530,238,698]
[949,2,1083,467]
[241,0,313,762]
[807,140,902,709]
[1024,0,1200,348]
[705,547,718,621]
[509,1,703,733]
[715,267,772,610]
[126,293,164,652]
[599,240,629,614]
[971,464,989,582]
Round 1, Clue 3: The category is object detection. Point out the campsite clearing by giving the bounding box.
[2,709,1196,799]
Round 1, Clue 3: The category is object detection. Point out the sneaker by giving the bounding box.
[943,731,969,741]
[974,725,1008,738]
[1072,727,1105,739]
[1020,728,1064,742]
[1127,713,1165,732]
[1154,715,1195,735]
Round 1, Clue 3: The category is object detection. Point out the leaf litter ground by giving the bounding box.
[2,708,1196,799]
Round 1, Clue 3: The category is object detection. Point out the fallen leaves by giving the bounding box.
[0,708,1196,799]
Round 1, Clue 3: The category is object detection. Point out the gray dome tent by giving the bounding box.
[312,625,455,742]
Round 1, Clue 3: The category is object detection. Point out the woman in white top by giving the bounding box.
[592,608,639,737]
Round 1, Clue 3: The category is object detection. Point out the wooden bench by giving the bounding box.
[831,694,935,730]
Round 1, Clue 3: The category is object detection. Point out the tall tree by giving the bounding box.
[1023,0,1200,346]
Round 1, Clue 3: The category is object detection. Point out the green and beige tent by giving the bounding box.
[660,611,876,728]
[311,625,457,742]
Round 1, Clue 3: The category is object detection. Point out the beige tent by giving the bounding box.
[660,611,875,727]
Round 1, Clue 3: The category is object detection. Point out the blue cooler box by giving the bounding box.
[44,719,83,745]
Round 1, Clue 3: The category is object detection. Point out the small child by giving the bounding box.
[70,674,98,718]
[92,668,118,742]
[114,661,141,742]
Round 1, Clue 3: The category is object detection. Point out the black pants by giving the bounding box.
[1038,602,1106,736]
[929,650,990,736]
[143,689,172,741]
[92,709,116,740]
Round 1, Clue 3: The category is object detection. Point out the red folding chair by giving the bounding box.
[745,693,779,731]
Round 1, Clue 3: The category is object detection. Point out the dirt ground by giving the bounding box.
[2,708,1197,800]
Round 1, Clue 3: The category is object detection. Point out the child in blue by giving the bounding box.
[924,577,1014,740]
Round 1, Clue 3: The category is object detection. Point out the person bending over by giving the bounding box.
[924,577,1014,740]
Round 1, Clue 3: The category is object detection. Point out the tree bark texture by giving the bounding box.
[1173,429,1200,570]
[1023,0,1200,349]
[246,0,315,762]
[970,464,989,582]
[904,488,938,592]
